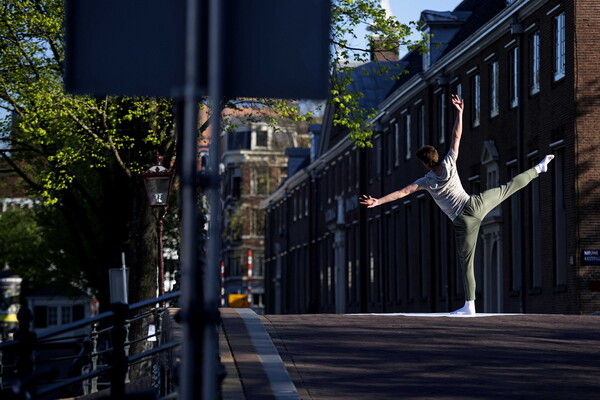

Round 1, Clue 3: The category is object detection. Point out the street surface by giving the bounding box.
[220,309,600,399]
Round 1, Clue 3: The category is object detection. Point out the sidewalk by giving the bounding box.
[220,309,600,400]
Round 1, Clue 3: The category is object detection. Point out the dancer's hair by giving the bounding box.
[416,145,440,167]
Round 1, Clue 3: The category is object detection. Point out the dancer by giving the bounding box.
[360,94,554,315]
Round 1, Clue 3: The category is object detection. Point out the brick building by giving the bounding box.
[220,111,309,313]
[263,0,600,314]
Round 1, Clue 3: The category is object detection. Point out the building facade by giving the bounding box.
[263,0,600,315]
[220,114,309,313]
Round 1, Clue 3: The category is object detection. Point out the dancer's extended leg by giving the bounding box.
[450,156,554,315]
[535,154,555,173]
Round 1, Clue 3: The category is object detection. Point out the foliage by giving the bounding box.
[0,0,175,301]
[0,0,425,298]
[330,0,428,147]
[0,206,46,279]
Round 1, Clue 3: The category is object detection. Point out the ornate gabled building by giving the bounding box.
[263,0,600,315]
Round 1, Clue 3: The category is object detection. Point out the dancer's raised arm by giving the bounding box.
[450,94,464,155]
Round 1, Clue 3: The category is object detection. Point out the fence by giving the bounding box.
[0,291,181,400]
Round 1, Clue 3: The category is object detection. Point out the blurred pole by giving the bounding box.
[180,0,202,399]
[204,0,224,398]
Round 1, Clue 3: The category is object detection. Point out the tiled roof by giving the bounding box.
[344,60,409,112]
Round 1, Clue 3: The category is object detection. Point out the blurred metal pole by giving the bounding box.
[180,0,202,399]
[204,0,224,397]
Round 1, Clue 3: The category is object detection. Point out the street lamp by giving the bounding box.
[142,154,174,298]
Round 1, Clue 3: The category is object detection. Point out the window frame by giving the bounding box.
[553,11,566,82]
[530,30,541,95]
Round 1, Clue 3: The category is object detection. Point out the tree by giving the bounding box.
[0,0,175,306]
[0,0,423,305]
[330,0,427,147]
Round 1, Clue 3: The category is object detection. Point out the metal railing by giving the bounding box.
[0,291,182,400]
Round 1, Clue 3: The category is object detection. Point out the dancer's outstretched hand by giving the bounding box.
[360,194,379,208]
[451,94,464,113]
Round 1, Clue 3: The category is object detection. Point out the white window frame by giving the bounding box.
[438,92,446,145]
[530,30,541,94]
[393,120,401,167]
[422,27,431,71]
[404,112,411,160]
[252,128,270,149]
[510,46,519,108]
[418,103,425,148]
[472,73,481,127]
[490,61,500,117]
[553,12,566,82]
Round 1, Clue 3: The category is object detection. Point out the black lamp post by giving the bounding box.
[142,154,174,298]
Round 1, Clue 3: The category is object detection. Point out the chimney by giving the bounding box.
[369,0,399,62]
[369,35,399,62]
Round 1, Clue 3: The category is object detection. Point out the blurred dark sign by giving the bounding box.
[582,250,600,266]
[64,0,330,99]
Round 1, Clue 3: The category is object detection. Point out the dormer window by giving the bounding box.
[419,10,470,70]
[254,129,269,148]
[422,27,431,71]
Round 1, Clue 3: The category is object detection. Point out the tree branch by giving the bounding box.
[0,151,43,192]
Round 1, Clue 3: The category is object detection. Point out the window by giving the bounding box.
[530,156,542,290]
[251,166,271,195]
[61,306,72,324]
[554,148,567,287]
[437,92,446,145]
[227,131,251,150]
[292,191,298,222]
[385,130,393,174]
[422,27,431,70]
[251,209,265,236]
[455,82,463,98]
[375,135,382,177]
[509,162,522,292]
[471,73,481,127]
[417,104,425,148]
[418,196,428,299]
[231,166,241,198]
[530,30,540,94]
[404,202,413,301]
[509,46,519,108]
[43,306,58,326]
[393,121,401,166]
[553,12,566,81]
[486,165,498,191]
[489,61,500,117]
[404,113,411,160]
[254,130,269,148]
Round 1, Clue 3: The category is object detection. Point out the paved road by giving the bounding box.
[220,310,600,399]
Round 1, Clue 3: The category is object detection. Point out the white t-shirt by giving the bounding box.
[413,150,470,220]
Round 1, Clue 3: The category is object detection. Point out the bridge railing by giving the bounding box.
[0,290,181,400]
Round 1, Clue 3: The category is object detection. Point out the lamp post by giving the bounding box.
[142,154,175,298]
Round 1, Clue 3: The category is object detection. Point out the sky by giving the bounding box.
[349,0,463,58]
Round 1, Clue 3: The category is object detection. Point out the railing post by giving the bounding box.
[110,302,128,397]
[124,317,131,384]
[88,322,99,394]
[14,306,36,398]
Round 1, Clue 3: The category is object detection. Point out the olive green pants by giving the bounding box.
[452,168,538,301]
